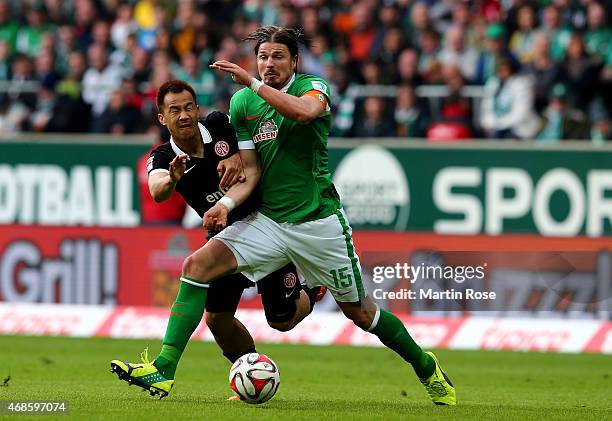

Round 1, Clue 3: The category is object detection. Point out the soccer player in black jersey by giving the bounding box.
[110,80,323,398]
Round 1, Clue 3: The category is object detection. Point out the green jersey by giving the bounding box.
[229,73,341,223]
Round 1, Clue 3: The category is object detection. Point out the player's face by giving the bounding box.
[158,90,199,141]
[257,42,297,89]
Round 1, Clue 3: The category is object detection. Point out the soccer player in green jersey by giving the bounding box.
[112,25,455,405]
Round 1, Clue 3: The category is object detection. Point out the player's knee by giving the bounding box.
[182,254,208,280]
[347,310,373,331]
[267,320,294,332]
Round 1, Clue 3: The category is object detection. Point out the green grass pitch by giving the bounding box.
[0,335,610,420]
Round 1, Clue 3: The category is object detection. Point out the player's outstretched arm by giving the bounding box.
[148,154,189,202]
[210,60,325,123]
[203,149,261,231]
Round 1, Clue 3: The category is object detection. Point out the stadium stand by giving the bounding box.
[0,0,610,141]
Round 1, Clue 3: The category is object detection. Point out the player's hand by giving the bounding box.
[203,202,229,231]
[169,154,189,183]
[210,60,251,86]
[217,153,246,189]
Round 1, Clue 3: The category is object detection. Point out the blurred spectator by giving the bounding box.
[437,64,474,134]
[584,2,611,61]
[44,0,70,25]
[301,7,322,40]
[74,0,97,48]
[56,51,88,99]
[438,25,480,82]
[0,0,18,53]
[111,3,138,51]
[524,32,563,112]
[359,60,383,85]
[92,89,140,133]
[49,51,91,133]
[351,96,396,137]
[396,48,423,86]
[56,25,79,76]
[134,0,160,51]
[82,43,123,121]
[475,23,518,85]
[348,2,378,63]
[301,34,334,78]
[0,95,28,135]
[480,55,541,139]
[394,84,430,137]
[591,114,611,143]
[171,0,197,57]
[537,83,590,141]
[16,6,53,58]
[127,46,151,86]
[34,49,59,89]
[429,0,456,34]
[121,78,145,113]
[0,39,9,80]
[540,5,572,60]
[509,4,538,64]
[8,54,37,109]
[329,66,358,137]
[372,27,405,83]
[418,29,441,82]
[175,52,216,108]
[92,20,113,52]
[405,2,431,49]
[27,80,56,132]
[554,0,588,31]
[559,33,601,113]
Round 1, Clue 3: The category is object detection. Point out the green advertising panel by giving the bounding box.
[0,137,151,226]
[2,137,612,236]
[328,142,612,236]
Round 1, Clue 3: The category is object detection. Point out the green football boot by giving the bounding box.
[420,351,457,405]
[110,348,174,399]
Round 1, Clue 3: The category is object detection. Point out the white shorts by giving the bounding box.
[214,209,365,302]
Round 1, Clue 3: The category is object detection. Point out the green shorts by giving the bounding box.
[214,209,365,302]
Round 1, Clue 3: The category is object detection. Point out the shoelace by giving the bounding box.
[140,347,150,364]
[425,380,448,396]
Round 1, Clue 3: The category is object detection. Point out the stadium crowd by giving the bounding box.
[0,0,610,141]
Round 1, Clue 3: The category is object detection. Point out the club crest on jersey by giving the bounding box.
[214,140,230,157]
[253,119,278,143]
[283,272,297,288]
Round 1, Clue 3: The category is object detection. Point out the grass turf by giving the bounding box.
[0,335,610,420]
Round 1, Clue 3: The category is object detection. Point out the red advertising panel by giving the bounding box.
[2,226,611,314]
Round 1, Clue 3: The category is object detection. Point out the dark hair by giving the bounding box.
[244,26,304,57]
[156,80,197,111]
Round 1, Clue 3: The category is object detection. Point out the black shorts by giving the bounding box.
[205,263,301,323]
[204,272,254,313]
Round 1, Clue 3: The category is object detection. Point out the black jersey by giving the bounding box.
[147,111,259,225]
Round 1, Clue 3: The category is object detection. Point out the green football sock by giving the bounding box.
[369,309,435,379]
[154,277,208,379]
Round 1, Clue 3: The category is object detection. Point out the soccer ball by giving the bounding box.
[228,353,280,404]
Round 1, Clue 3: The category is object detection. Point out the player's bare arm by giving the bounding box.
[210,60,326,124]
[148,153,189,202]
[203,149,261,231]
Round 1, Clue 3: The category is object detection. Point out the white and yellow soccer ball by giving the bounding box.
[229,353,280,404]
